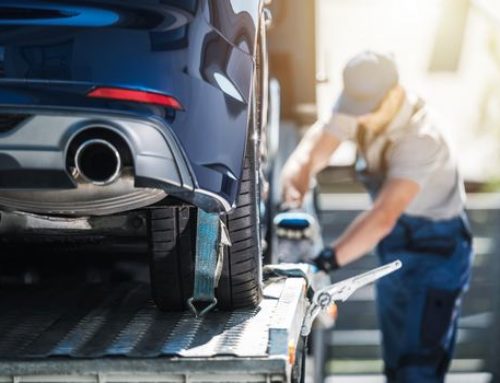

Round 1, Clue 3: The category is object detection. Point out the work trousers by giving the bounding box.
[375,214,473,383]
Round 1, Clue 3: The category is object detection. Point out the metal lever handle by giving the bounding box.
[301,260,402,336]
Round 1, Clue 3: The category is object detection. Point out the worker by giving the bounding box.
[281,51,474,383]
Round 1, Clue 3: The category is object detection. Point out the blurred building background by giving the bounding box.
[268,0,500,382]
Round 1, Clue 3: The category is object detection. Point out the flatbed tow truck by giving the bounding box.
[0,259,400,383]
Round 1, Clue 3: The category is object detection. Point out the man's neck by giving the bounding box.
[384,95,414,134]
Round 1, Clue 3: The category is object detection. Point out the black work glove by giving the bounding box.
[313,246,340,273]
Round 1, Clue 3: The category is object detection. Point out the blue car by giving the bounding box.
[0,0,270,310]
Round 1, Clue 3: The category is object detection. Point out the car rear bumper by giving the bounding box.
[0,107,232,215]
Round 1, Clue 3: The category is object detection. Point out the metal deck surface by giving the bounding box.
[0,276,308,381]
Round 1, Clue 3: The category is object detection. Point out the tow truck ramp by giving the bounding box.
[0,277,308,383]
[0,260,401,383]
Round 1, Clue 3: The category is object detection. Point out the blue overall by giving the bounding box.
[357,162,474,382]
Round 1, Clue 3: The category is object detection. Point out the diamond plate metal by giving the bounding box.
[0,276,307,362]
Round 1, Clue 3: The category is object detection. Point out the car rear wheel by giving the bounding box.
[148,205,196,311]
[216,134,263,310]
[148,134,263,311]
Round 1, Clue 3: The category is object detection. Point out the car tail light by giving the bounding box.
[87,87,183,110]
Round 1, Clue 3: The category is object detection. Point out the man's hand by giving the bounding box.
[312,247,339,272]
[281,121,341,207]
[281,159,311,207]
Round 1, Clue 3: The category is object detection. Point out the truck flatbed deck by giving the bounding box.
[0,276,308,383]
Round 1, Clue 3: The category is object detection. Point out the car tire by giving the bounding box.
[148,205,196,311]
[216,135,263,310]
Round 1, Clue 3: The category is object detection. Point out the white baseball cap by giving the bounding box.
[335,51,399,116]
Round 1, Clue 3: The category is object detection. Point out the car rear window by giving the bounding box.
[166,0,197,14]
[0,2,193,81]
[0,7,72,20]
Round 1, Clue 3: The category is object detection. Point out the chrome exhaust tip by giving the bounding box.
[75,139,122,185]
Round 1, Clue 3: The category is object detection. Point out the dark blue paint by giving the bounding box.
[0,0,263,210]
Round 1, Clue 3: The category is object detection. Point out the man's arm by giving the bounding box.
[281,121,341,206]
[333,178,420,266]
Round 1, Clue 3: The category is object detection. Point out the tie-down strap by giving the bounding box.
[187,209,231,317]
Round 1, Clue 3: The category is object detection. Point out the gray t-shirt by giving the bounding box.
[324,97,465,220]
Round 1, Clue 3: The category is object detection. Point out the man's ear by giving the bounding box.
[358,85,406,134]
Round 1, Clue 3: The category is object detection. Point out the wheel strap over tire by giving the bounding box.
[187,209,230,317]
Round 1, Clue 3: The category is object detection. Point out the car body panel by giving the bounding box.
[0,0,263,213]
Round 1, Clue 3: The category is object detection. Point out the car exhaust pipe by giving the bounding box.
[75,139,122,185]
